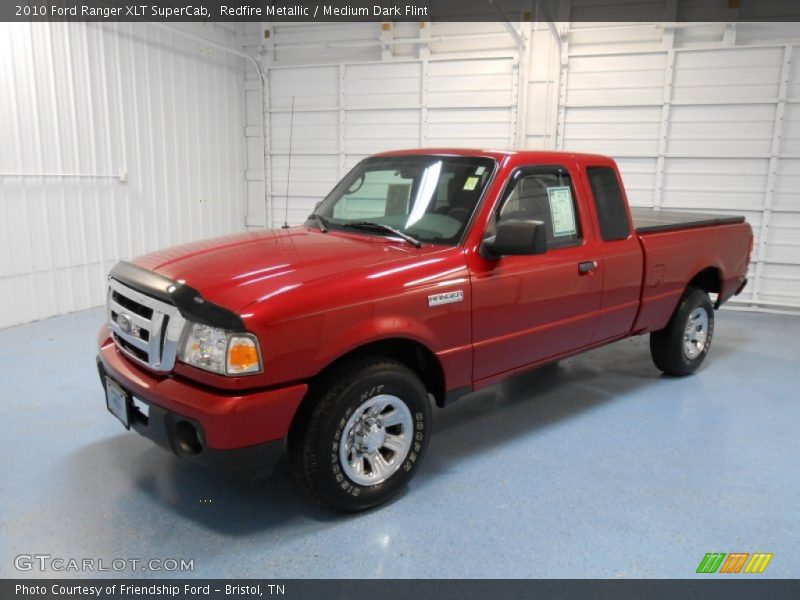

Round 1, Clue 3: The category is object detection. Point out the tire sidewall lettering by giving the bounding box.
[326,375,428,499]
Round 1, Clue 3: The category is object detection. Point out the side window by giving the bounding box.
[586,166,630,241]
[497,166,581,249]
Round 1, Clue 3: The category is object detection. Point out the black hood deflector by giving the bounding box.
[109,261,245,331]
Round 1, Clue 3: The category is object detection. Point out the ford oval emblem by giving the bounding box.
[116,313,133,334]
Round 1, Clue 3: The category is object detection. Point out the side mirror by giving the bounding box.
[480,219,547,259]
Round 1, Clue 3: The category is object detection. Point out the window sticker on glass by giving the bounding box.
[547,186,577,237]
[463,176,480,191]
[475,166,486,175]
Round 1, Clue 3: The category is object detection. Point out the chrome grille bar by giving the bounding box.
[108,297,151,331]
[107,278,186,372]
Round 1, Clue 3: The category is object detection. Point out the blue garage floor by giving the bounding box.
[0,307,798,579]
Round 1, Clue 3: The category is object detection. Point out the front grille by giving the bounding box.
[107,279,186,372]
[110,311,150,341]
[113,333,149,362]
[111,290,154,319]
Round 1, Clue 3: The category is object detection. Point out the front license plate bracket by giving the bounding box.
[105,377,131,429]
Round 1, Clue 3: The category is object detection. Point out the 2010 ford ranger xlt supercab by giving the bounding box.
[97,149,752,511]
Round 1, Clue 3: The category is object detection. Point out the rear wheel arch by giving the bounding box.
[687,266,723,306]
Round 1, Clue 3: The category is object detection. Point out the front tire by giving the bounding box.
[289,357,431,512]
[650,287,715,376]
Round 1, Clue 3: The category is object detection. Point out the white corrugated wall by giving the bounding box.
[560,23,800,310]
[0,22,247,329]
[241,21,524,228]
[242,18,800,312]
[4,15,800,329]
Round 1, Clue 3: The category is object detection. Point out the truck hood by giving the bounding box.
[132,228,442,312]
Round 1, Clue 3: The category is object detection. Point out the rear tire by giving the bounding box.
[289,357,431,512]
[650,287,715,376]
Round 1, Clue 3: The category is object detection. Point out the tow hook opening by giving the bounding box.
[174,420,203,456]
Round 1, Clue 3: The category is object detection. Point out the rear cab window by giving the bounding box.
[495,165,582,250]
[586,166,631,242]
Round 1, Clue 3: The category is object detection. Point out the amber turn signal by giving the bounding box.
[226,335,261,375]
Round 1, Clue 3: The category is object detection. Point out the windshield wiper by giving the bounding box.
[310,213,330,232]
[341,221,422,248]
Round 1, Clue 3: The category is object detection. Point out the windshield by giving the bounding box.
[309,155,496,246]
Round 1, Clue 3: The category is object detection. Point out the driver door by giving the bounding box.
[469,164,603,382]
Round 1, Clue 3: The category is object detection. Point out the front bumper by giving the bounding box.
[97,333,308,474]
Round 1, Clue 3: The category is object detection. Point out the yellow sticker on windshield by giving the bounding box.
[463,176,480,191]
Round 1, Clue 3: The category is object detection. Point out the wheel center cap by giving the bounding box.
[356,424,385,454]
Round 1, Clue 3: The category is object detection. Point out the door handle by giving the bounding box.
[578,260,598,274]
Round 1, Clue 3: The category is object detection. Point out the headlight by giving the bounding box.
[178,322,262,376]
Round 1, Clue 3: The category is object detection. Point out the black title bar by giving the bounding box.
[5,579,800,600]
[4,0,800,22]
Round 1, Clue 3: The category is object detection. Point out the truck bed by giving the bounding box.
[631,207,745,234]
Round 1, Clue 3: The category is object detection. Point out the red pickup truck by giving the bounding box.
[97,149,752,511]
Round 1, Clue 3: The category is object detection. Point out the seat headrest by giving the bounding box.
[518,177,548,199]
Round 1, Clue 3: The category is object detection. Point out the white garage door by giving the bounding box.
[247,55,520,228]
[559,43,800,310]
